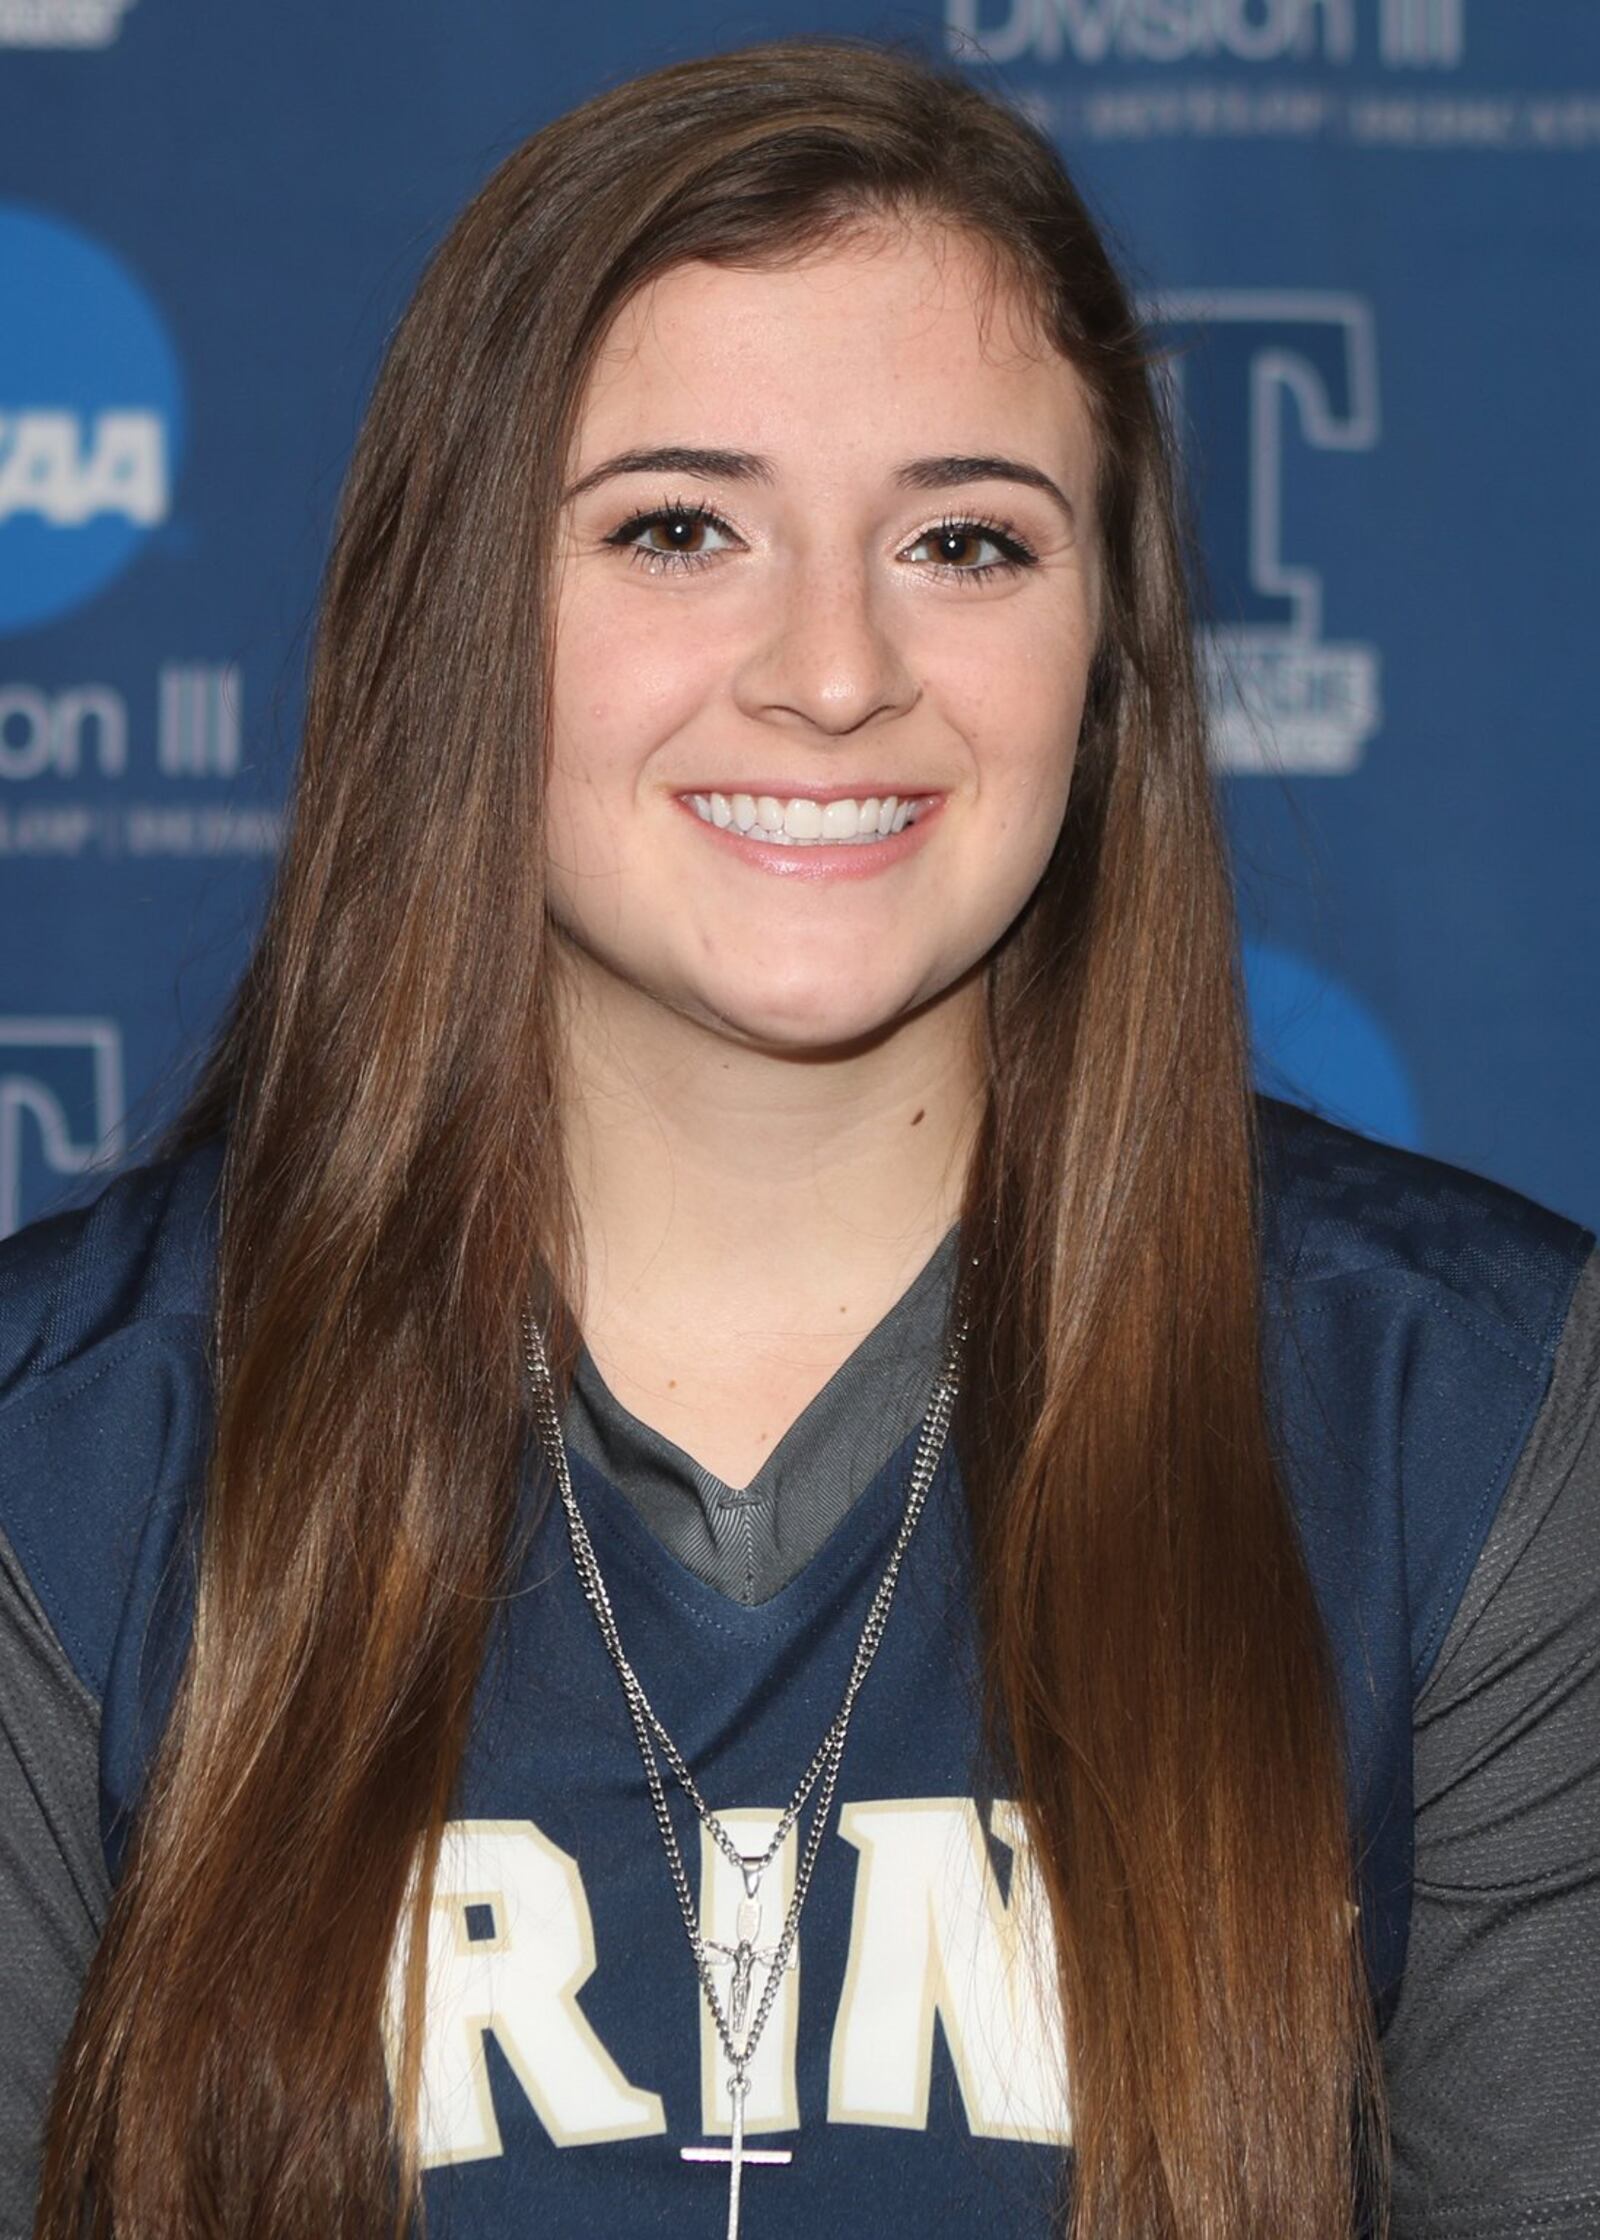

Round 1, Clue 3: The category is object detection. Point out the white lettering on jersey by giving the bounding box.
[697,1809,801,2137]
[827,1799,1071,2144]
[394,1819,665,2164]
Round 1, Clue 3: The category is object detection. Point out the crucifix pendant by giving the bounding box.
[703,1858,795,2050]
[705,1910,788,2043]
[725,1936,760,2039]
[681,2072,793,2240]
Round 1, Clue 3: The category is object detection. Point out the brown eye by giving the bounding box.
[929,528,983,567]
[643,515,710,554]
[605,503,739,572]
[904,517,1037,580]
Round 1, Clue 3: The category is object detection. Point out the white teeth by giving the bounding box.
[683,791,930,846]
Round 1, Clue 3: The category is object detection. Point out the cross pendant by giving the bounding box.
[703,1930,794,2044]
[703,1857,795,2051]
[681,2073,792,2240]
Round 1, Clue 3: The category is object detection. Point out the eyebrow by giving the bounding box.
[562,445,1076,526]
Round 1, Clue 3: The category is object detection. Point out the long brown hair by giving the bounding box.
[38,38,1384,2238]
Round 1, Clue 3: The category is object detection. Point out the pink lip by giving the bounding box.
[679,783,933,804]
[674,795,944,880]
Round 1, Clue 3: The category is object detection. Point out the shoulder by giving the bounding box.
[1255,1093,1593,1359]
[0,1134,224,1391]
[1253,1096,1597,1689]
[0,1137,224,1703]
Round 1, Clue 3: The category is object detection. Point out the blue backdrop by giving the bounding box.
[2,0,1596,1236]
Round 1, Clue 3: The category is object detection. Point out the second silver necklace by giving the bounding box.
[521,1306,969,2240]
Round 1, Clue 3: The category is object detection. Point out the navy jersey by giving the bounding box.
[1,1099,1596,2235]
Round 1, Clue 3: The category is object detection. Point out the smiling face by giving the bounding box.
[545,219,1102,1057]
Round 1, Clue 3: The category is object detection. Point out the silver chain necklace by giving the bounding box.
[520,1303,968,2240]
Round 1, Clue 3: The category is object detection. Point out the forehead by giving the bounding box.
[571,222,1095,479]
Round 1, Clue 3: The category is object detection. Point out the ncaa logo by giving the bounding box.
[0,1017,124,1237]
[1152,292,1382,774]
[0,205,184,635]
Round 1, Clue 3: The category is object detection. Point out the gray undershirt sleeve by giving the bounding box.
[1380,1244,1600,2236]
[0,1525,111,2238]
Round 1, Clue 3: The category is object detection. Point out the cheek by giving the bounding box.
[959,647,1090,927]
[554,582,723,747]
[983,764,1076,926]
[945,621,1091,804]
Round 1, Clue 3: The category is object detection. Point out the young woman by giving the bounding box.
[3,38,1597,2240]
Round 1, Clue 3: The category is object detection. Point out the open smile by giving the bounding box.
[680,790,935,846]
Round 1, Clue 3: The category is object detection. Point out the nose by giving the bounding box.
[730,545,920,738]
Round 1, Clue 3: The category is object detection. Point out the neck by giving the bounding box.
[555,957,985,1370]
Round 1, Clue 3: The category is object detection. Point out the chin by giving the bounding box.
[695,978,918,1056]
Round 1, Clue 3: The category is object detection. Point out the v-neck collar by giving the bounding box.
[561,1414,961,1653]
[561,1223,962,1608]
